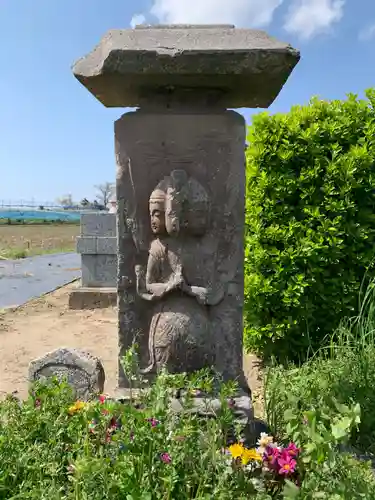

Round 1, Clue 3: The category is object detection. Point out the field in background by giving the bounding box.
[0,224,80,259]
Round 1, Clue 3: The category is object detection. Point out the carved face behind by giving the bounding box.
[186,203,209,236]
[150,209,166,235]
[165,190,183,236]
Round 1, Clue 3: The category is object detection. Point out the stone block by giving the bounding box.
[82,255,117,287]
[81,212,116,237]
[29,348,105,401]
[69,286,117,309]
[76,236,97,254]
[96,236,117,255]
[72,25,300,108]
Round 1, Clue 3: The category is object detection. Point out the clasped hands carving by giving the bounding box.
[135,264,224,307]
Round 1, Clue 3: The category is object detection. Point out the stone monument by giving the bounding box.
[69,212,117,309]
[72,25,299,394]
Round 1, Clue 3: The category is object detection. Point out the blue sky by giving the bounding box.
[0,0,374,203]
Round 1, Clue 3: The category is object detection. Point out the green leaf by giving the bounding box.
[283,479,300,499]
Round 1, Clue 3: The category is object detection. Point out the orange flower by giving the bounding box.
[68,401,85,415]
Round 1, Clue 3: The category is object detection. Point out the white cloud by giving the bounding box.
[148,0,283,28]
[130,14,146,28]
[359,23,375,41]
[284,0,344,40]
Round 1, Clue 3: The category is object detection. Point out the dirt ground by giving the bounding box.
[0,282,264,416]
[0,223,79,259]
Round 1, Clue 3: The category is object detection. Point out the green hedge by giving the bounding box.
[244,89,375,361]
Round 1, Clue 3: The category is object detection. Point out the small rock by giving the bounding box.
[28,347,105,401]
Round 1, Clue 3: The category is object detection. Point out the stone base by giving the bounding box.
[111,387,268,447]
[68,286,117,310]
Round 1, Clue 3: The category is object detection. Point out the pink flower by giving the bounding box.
[147,417,160,428]
[263,445,280,469]
[160,452,172,464]
[99,394,106,404]
[286,442,300,458]
[228,398,236,409]
[278,453,297,476]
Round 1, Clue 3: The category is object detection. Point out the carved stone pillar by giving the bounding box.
[72,24,299,391]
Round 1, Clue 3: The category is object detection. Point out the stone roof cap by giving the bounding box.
[72,24,300,109]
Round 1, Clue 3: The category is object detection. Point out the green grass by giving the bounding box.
[264,279,375,457]
[0,245,75,259]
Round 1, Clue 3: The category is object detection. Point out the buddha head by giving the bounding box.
[149,187,166,235]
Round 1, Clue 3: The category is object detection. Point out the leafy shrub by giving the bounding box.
[264,284,375,457]
[244,89,375,360]
[265,356,375,498]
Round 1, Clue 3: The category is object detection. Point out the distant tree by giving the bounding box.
[56,194,74,208]
[94,182,114,207]
[80,198,90,207]
[92,199,105,211]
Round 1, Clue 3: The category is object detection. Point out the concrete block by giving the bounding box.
[76,236,97,254]
[81,213,116,237]
[96,236,117,255]
[82,255,117,287]
[69,286,117,310]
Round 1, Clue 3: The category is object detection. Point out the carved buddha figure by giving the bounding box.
[135,169,224,374]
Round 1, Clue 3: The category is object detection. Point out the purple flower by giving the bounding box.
[278,452,297,476]
[285,442,300,458]
[160,452,172,464]
[147,417,160,428]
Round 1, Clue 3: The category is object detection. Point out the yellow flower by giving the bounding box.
[68,401,86,415]
[241,448,262,465]
[228,443,245,459]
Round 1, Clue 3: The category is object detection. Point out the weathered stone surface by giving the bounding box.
[77,213,118,288]
[77,236,117,255]
[116,109,248,390]
[170,394,253,422]
[81,212,116,237]
[81,255,117,287]
[76,236,97,254]
[29,348,105,400]
[72,25,300,108]
[69,286,117,309]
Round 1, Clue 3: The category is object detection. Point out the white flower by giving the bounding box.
[257,432,274,449]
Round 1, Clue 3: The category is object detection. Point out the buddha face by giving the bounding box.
[150,208,166,235]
